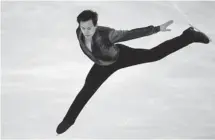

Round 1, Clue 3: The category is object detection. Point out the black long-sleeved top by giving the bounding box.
[76,25,160,66]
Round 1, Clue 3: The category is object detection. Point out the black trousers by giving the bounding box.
[62,31,193,124]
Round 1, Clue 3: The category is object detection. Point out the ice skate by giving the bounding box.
[56,120,74,134]
[183,25,211,44]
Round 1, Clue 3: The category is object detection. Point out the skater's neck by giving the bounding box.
[85,36,92,41]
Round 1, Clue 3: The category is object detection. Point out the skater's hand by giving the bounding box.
[160,20,174,32]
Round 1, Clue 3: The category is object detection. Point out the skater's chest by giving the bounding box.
[84,39,92,52]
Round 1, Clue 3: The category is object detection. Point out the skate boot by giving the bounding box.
[56,120,74,134]
[183,26,211,44]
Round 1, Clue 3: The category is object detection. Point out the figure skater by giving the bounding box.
[56,10,210,134]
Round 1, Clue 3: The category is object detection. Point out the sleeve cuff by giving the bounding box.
[155,26,160,32]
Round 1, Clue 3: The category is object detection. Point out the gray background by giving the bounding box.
[1,1,215,139]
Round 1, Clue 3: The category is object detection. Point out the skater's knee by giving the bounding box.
[83,80,95,91]
[78,81,98,99]
[148,49,165,62]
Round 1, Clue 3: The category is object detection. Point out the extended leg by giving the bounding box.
[115,27,210,69]
[56,64,116,134]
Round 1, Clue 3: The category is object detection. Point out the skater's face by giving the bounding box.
[80,19,97,39]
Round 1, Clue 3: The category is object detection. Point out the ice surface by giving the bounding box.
[1,1,215,139]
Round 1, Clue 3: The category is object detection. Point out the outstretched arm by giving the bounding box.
[108,20,174,43]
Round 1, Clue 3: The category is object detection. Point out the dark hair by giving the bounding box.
[77,10,98,26]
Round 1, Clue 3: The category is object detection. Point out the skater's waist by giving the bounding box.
[92,44,120,65]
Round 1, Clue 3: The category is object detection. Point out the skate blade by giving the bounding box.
[189,24,212,43]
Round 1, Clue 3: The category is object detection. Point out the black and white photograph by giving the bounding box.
[1,1,215,139]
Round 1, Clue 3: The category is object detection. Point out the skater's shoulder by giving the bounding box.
[97,26,114,32]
